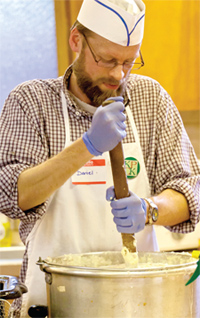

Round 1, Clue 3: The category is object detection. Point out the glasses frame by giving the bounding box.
[82,33,144,71]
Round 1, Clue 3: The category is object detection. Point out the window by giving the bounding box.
[0,0,58,110]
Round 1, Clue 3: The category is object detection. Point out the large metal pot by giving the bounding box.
[38,251,200,318]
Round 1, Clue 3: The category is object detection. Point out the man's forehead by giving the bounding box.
[90,32,141,56]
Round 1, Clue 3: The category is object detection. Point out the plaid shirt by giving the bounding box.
[0,66,200,316]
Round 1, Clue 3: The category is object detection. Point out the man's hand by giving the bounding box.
[82,97,126,156]
[106,186,147,233]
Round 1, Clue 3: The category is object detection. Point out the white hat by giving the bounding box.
[77,0,145,46]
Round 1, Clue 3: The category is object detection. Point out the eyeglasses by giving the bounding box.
[82,33,144,71]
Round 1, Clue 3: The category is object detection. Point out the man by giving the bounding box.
[0,0,199,317]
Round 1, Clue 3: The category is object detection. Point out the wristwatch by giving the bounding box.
[144,198,158,225]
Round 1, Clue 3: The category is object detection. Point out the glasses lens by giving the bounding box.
[97,60,116,68]
[98,60,143,70]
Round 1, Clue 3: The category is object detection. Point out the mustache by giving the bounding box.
[95,77,122,86]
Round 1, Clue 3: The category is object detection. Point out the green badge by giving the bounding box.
[125,157,140,179]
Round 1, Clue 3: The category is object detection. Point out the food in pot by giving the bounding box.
[45,250,195,269]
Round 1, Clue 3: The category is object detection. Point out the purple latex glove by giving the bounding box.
[106,186,147,233]
[82,97,126,156]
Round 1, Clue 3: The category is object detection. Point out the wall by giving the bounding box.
[138,0,199,112]
[54,0,81,75]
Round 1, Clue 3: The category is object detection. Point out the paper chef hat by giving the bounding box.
[77,0,145,46]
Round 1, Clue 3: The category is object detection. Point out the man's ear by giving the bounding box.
[69,28,82,53]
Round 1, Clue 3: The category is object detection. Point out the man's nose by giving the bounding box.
[108,64,125,81]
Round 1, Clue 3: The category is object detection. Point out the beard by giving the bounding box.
[72,49,127,107]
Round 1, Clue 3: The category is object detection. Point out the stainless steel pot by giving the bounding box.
[38,251,200,318]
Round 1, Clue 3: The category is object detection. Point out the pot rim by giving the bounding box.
[37,251,197,278]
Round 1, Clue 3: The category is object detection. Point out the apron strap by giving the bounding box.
[61,90,71,144]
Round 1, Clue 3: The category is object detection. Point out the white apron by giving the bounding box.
[20,91,159,317]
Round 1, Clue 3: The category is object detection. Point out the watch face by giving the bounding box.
[152,208,158,222]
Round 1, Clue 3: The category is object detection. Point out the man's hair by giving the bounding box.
[71,20,94,37]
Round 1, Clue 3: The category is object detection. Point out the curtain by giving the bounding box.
[54,0,199,111]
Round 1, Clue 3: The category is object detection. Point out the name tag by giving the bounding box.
[72,159,106,185]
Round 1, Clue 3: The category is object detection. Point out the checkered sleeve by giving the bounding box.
[127,75,200,233]
[0,82,52,222]
[149,80,200,233]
